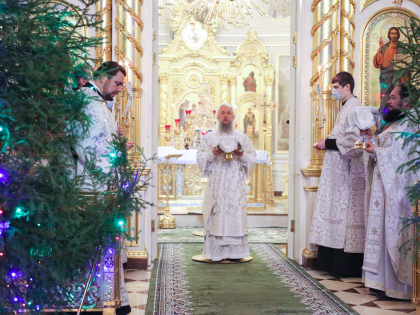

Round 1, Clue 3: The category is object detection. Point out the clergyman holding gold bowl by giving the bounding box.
[196,103,257,262]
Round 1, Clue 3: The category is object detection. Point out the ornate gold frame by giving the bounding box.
[359,6,419,106]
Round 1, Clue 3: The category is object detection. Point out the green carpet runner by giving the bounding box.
[146,243,358,315]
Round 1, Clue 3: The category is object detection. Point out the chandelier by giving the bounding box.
[159,0,269,28]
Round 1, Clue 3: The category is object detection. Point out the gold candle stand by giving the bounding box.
[158,154,183,229]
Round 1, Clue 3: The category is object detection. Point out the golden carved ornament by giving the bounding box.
[115,19,143,56]
[97,22,112,39]
[341,9,356,28]
[171,61,217,74]
[311,27,340,60]
[349,0,357,9]
[311,0,322,12]
[244,29,259,42]
[393,0,403,4]
[310,50,339,86]
[153,28,156,41]
[96,1,112,21]
[158,73,169,84]
[340,49,355,68]
[219,74,230,84]
[187,73,201,88]
[116,0,144,30]
[172,49,215,62]
[293,55,297,68]
[229,76,238,85]
[311,2,340,36]
[202,78,216,102]
[184,165,206,196]
[340,28,355,47]
[153,53,156,66]
[172,78,184,100]
[115,46,143,82]
[244,45,258,62]
[177,39,187,52]
[127,250,148,258]
[264,75,274,85]
[293,31,297,45]
[97,44,112,60]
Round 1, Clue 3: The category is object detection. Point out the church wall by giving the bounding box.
[289,0,314,263]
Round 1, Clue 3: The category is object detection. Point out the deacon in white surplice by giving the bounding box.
[197,103,256,261]
[363,84,418,299]
[309,72,366,277]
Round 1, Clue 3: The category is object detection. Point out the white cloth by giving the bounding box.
[309,97,366,253]
[353,106,382,130]
[197,130,256,261]
[363,117,419,299]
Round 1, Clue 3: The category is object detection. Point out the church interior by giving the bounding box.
[3,0,420,314]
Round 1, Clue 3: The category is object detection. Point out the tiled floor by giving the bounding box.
[307,269,416,315]
[124,245,417,315]
[124,269,152,315]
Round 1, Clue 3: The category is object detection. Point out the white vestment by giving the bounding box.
[363,118,418,299]
[75,82,129,306]
[197,130,256,261]
[309,97,366,253]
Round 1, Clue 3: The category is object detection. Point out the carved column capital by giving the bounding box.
[264,75,274,86]
[158,73,169,84]
[229,76,237,86]
[219,74,230,85]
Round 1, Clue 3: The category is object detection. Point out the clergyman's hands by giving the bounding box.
[233,149,244,157]
[117,125,124,137]
[212,147,224,156]
[360,128,373,139]
[313,139,326,150]
[364,141,377,154]
[126,141,134,150]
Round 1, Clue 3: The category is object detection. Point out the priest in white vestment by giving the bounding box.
[309,72,366,277]
[74,61,133,314]
[363,84,418,299]
[197,103,257,261]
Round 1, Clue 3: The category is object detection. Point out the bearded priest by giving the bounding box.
[362,84,418,299]
[309,72,366,277]
[197,103,257,261]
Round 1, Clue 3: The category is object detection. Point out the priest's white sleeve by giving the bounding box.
[238,135,257,179]
[197,135,214,178]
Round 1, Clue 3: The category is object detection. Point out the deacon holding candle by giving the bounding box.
[309,71,367,277]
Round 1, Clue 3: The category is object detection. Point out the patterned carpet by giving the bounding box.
[145,243,357,315]
[157,227,288,243]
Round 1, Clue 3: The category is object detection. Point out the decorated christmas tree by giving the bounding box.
[0,0,151,313]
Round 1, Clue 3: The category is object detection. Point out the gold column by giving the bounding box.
[307,0,340,173]
[96,1,113,65]
[220,74,229,104]
[264,75,274,100]
[115,0,144,150]
[229,76,237,105]
[158,73,169,146]
[340,0,356,73]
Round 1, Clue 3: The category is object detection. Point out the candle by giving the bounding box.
[165,125,171,131]
[175,119,181,127]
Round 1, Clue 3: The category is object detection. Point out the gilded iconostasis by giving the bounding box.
[158,0,291,155]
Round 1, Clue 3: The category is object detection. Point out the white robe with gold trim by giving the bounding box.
[197,130,256,261]
[363,118,418,299]
[308,96,366,253]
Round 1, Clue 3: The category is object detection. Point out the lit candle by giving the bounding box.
[175,119,181,127]
[165,125,171,132]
